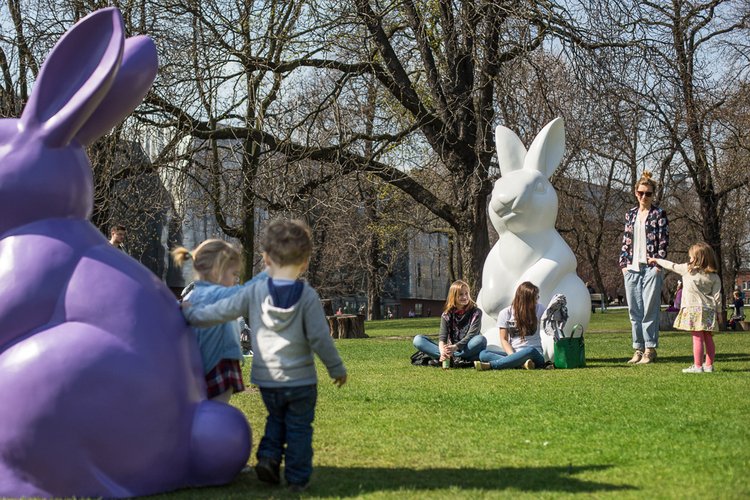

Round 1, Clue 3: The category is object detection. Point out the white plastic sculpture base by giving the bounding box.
[477,118,591,361]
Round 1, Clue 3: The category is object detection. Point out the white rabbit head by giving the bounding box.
[489,118,565,235]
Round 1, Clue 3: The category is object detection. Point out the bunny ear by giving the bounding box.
[495,125,527,176]
[523,117,565,179]
[20,8,124,148]
[75,35,158,146]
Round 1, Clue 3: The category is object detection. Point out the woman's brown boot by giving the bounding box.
[627,350,643,364]
[637,348,657,364]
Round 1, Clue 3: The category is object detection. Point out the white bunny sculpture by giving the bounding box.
[476,118,590,360]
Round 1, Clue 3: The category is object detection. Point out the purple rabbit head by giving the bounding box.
[0,7,156,236]
[0,8,251,498]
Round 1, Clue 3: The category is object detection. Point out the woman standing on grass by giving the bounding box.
[619,171,669,365]
[412,280,486,368]
[648,242,721,373]
[474,281,545,371]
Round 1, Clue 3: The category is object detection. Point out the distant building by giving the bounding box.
[140,129,452,311]
[381,231,451,318]
[143,131,266,295]
[106,139,183,293]
[735,269,750,294]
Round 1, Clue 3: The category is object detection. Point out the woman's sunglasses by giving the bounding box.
[636,191,653,197]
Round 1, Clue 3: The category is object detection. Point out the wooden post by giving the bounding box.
[320,299,334,317]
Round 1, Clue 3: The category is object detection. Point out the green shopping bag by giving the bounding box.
[553,324,585,369]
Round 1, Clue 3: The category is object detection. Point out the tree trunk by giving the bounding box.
[327,314,368,339]
[240,136,260,279]
[454,186,491,291]
[362,82,383,320]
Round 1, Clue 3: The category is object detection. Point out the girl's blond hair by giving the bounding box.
[688,242,718,274]
[443,280,475,313]
[171,239,242,283]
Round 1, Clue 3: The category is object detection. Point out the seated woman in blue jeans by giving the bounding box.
[413,280,486,367]
[475,281,545,371]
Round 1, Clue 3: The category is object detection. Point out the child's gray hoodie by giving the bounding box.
[184,279,346,388]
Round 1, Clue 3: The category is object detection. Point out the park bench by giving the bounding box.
[590,293,607,313]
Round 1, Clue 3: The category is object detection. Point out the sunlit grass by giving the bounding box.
[151,313,750,499]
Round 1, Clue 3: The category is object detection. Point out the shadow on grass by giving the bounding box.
[157,464,635,499]
[309,464,635,496]
[588,352,750,366]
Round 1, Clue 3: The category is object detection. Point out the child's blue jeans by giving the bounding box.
[257,384,317,487]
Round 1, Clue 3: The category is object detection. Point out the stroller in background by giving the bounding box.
[728,311,745,330]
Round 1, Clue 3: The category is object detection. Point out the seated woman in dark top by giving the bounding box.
[412,280,486,368]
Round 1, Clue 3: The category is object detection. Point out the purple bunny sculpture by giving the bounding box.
[0,8,250,498]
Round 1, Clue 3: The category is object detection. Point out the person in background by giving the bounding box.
[586,281,596,314]
[474,281,545,371]
[412,280,486,368]
[619,171,669,365]
[648,242,721,373]
[732,290,744,320]
[109,224,127,252]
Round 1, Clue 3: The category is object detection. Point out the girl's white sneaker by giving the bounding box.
[703,365,714,373]
[682,365,704,373]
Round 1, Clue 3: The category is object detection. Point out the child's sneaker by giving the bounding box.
[703,364,714,373]
[288,482,310,493]
[682,364,704,373]
[255,457,280,484]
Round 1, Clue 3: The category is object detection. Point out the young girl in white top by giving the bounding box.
[649,242,722,373]
[474,281,545,371]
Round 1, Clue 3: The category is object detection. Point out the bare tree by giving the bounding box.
[624,0,750,304]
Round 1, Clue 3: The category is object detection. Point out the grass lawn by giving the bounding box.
[153,309,750,499]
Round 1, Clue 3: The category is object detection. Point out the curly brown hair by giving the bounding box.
[261,219,312,266]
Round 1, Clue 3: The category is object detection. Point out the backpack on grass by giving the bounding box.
[410,351,433,366]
